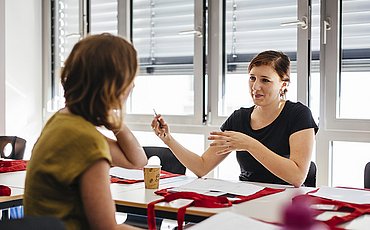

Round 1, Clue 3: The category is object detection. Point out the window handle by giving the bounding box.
[280,16,308,30]
[178,27,203,38]
[322,17,332,45]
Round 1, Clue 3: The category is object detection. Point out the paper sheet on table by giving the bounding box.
[170,178,264,196]
[188,211,279,230]
[311,186,370,204]
[109,167,144,180]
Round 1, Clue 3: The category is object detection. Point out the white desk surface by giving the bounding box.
[0,171,26,188]
[0,171,24,209]
[111,176,370,229]
[1,170,370,229]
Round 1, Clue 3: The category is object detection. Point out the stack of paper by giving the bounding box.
[188,211,279,230]
[169,178,265,196]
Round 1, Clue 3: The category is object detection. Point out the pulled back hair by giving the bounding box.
[61,33,138,130]
[248,50,291,83]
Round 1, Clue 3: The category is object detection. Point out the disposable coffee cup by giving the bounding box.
[143,165,161,189]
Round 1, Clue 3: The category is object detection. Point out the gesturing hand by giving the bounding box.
[208,131,252,155]
[151,114,170,142]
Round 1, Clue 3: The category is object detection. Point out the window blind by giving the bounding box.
[132,0,195,71]
[224,0,370,66]
[54,0,370,73]
[90,0,118,34]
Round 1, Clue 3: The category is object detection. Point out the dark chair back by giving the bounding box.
[0,136,26,160]
[143,146,186,175]
[364,162,370,189]
[0,216,65,230]
[124,147,186,228]
[303,161,317,187]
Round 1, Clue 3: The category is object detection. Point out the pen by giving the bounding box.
[153,109,163,128]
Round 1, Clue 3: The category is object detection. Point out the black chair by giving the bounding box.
[143,146,186,175]
[303,161,317,187]
[364,162,370,189]
[0,136,26,160]
[0,136,26,220]
[0,216,65,230]
[124,146,186,229]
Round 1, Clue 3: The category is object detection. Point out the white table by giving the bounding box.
[1,170,370,229]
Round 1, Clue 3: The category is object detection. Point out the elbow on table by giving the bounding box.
[192,168,210,178]
[291,181,303,188]
[124,157,148,169]
[137,158,148,168]
[290,176,307,188]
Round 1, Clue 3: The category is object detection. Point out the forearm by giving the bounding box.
[248,141,309,187]
[111,124,147,168]
[164,135,220,177]
[165,136,205,176]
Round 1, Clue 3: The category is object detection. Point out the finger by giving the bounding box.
[208,135,226,141]
[151,120,158,128]
[209,131,226,136]
[216,151,232,155]
[209,140,229,147]
[216,148,232,155]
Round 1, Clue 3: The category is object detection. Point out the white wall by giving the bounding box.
[0,0,5,134]
[2,0,43,159]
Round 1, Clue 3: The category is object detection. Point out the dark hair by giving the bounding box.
[60,33,138,130]
[248,50,291,83]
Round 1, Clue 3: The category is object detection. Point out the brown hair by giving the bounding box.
[248,50,291,83]
[60,33,138,130]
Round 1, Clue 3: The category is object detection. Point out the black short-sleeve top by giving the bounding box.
[220,100,318,185]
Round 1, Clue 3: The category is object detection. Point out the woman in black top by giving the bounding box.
[151,50,318,187]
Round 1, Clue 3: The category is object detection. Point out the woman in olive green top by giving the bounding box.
[24,34,148,230]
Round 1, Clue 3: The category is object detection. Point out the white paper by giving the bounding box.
[109,167,144,180]
[311,186,370,204]
[170,178,264,196]
[188,211,279,230]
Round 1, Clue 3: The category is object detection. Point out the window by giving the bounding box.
[223,0,299,117]
[48,0,81,112]
[128,0,198,116]
[48,0,118,115]
[339,0,370,119]
[90,0,117,34]
[317,0,370,186]
[47,0,370,186]
[332,141,370,188]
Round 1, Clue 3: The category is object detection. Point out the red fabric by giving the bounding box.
[110,170,181,184]
[293,188,370,229]
[147,187,285,230]
[233,187,285,204]
[0,185,11,196]
[0,160,27,173]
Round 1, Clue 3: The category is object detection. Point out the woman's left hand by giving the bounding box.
[208,131,253,155]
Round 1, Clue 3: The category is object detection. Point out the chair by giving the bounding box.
[0,136,27,160]
[124,146,186,229]
[143,146,186,175]
[0,216,65,230]
[364,162,370,189]
[303,161,317,187]
[0,136,26,220]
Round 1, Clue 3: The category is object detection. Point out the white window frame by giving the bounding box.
[121,0,206,127]
[209,0,312,125]
[316,0,370,186]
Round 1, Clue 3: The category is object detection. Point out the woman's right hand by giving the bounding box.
[151,114,171,143]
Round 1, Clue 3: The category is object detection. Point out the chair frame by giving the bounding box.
[364,162,370,189]
[303,161,317,187]
[0,136,26,160]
